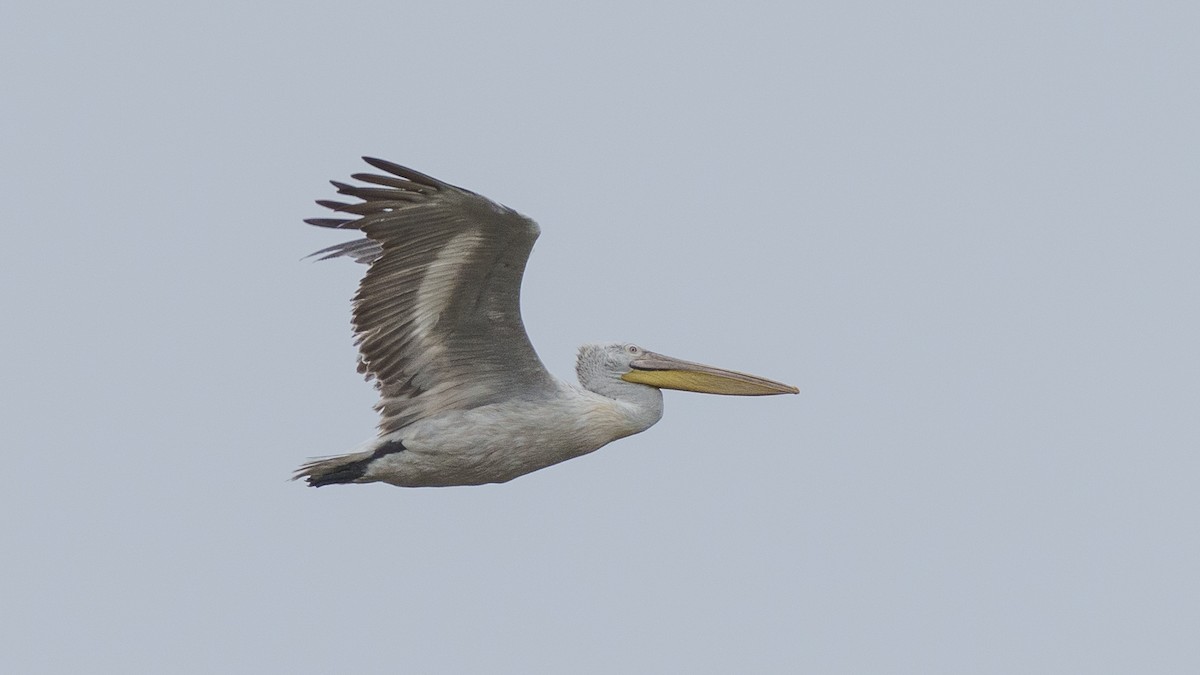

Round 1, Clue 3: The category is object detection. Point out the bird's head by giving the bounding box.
[576,343,798,396]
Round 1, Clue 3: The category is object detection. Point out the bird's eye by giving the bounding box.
[626,345,640,355]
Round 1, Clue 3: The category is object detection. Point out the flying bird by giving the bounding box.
[295,158,797,488]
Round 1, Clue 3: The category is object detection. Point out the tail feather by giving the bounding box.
[293,440,405,487]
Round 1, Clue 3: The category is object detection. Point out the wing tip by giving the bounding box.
[360,157,446,189]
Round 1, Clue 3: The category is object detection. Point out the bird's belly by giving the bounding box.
[367,399,626,487]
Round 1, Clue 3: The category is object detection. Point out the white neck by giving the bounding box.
[576,370,664,439]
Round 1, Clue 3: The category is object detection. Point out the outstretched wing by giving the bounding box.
[307,158,558,435]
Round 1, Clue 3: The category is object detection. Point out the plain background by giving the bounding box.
[3,1,1198,673]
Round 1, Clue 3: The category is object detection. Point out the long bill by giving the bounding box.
[620,351,799,396]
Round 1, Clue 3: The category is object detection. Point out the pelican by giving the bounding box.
[295,158,797,488]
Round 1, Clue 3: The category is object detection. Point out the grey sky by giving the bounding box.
[3,1,1198,673]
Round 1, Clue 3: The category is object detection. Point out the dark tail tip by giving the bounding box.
[306,461,370,487]
[296,440,406,488]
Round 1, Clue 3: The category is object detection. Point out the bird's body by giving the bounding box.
[320,380,660,487]
[295,158,796,488]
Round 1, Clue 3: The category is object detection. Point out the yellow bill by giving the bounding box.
[621,351,799,396]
